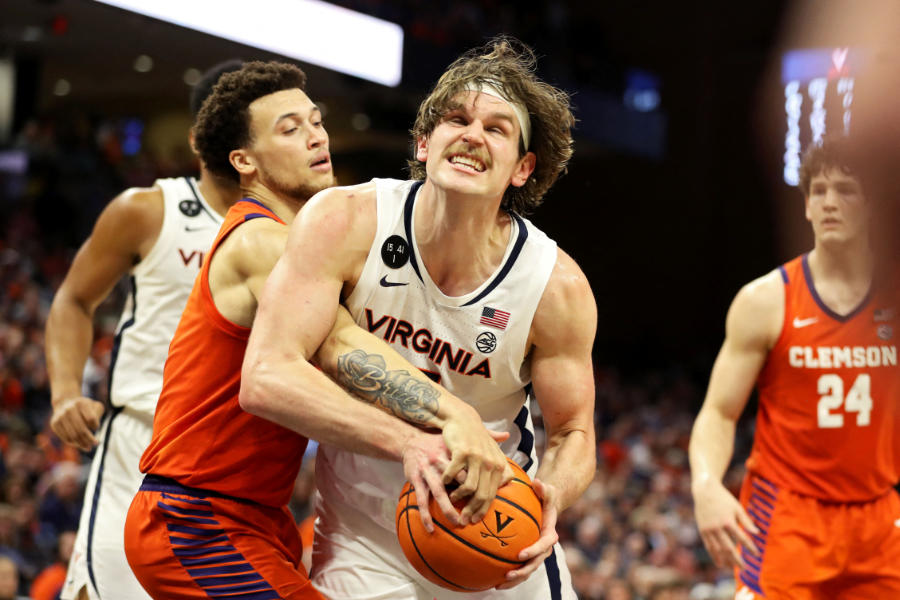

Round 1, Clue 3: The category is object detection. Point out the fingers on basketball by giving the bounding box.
[396,458,542,592]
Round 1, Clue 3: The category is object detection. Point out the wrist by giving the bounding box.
[51,387,82,408]
[441,400,480,428]
[690,472,721,493]
[395,423,422,461]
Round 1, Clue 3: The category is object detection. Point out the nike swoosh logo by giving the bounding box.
[184,226,211,232]
[793,317,818,328]
[379,275,408,287]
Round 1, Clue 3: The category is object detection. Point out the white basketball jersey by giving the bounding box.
[106,177,223,416]
[318,178,558,530]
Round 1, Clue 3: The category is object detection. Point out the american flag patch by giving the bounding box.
[874,308,895,322]
[480,306,510,330]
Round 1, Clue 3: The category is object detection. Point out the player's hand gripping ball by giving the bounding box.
[395,458,542,592]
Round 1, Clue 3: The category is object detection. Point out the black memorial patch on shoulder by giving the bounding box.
[381,235,410,269]
[179,199,201,217]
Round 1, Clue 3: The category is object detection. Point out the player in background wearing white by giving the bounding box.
[45,61,243,600]
[241,37,598,599]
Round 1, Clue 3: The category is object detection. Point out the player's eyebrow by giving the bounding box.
[275,106,321,124]
[485,112,515,127]
[275,112,301,124]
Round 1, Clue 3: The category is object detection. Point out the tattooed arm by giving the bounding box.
[315,306,513,525]
[336,349,440,425]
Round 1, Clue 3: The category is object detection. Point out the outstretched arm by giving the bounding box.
[500,249,598,589]
[240,185,509,525]
[46,188,162,450]
[689,270,783,569]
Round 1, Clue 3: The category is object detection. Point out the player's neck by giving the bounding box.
[239,184,306,226]
[414,179,511,295]
[196,168,241,217]
[808,241,873,291]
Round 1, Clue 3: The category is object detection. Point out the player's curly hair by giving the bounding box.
[194,61,307,182]
[408,36,575,215]
[798,135,862,197]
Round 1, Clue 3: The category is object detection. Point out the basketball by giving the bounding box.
[395,458,542,592]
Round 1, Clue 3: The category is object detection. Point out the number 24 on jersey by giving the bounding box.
[817,374,872,428]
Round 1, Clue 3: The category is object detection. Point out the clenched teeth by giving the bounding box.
[449,155,485,172]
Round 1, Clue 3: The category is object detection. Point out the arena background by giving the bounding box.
[0,1,894,599]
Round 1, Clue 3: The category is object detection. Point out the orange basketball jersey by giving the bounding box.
[140,198,308,507]
[747,254,899,502]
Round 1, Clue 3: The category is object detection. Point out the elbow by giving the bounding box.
[238,360,270,416]
[237,379,261,416]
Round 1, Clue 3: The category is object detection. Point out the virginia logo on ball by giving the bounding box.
[480,510,516,547]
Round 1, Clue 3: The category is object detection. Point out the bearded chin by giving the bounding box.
[285,178,336,202]
[265,170,337,202]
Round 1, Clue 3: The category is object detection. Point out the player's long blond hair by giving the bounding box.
[408,37,575,215]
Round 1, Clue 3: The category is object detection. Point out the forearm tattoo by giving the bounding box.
[337,349,439,426]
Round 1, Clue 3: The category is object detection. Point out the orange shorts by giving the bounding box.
[734,473,900,600]
[125,475,324,600]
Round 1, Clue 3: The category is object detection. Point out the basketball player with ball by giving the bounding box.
[126,61,511,599]
[243,36,597,598]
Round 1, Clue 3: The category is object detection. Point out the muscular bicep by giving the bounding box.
[702,275,783,421]
[530,252,597,440]
[54,189,162,313]
[531,343,596,438]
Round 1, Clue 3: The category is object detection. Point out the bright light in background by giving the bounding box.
[623,69,661,113]
[93,0,404,86]
[133,55,154,73]
[53,78,72,96]
[183,68,202,86]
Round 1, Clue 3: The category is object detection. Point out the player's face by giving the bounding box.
[805,169,870,246]
[243,88,335,201]
[416,90,535,201]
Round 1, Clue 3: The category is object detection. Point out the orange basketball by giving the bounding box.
[395,458,542,592]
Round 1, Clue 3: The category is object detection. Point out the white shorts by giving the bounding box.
[310,491,575,600]
[61,407,153,600]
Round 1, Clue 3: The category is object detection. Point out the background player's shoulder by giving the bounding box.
[737,268,785,308]
[91,186,165,259]
[731,269,784,313]
[727,268,785,347]
[107,185,165,226]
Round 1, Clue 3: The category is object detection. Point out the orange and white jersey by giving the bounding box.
[747,254,900,502]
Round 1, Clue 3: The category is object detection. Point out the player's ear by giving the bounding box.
[510,151,536,188]
[415,136,429,162]
[804,194,812,222]
[230,149,255,177]
[188,128,198,155]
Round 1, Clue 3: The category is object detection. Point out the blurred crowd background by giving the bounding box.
[2,0,900,598]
